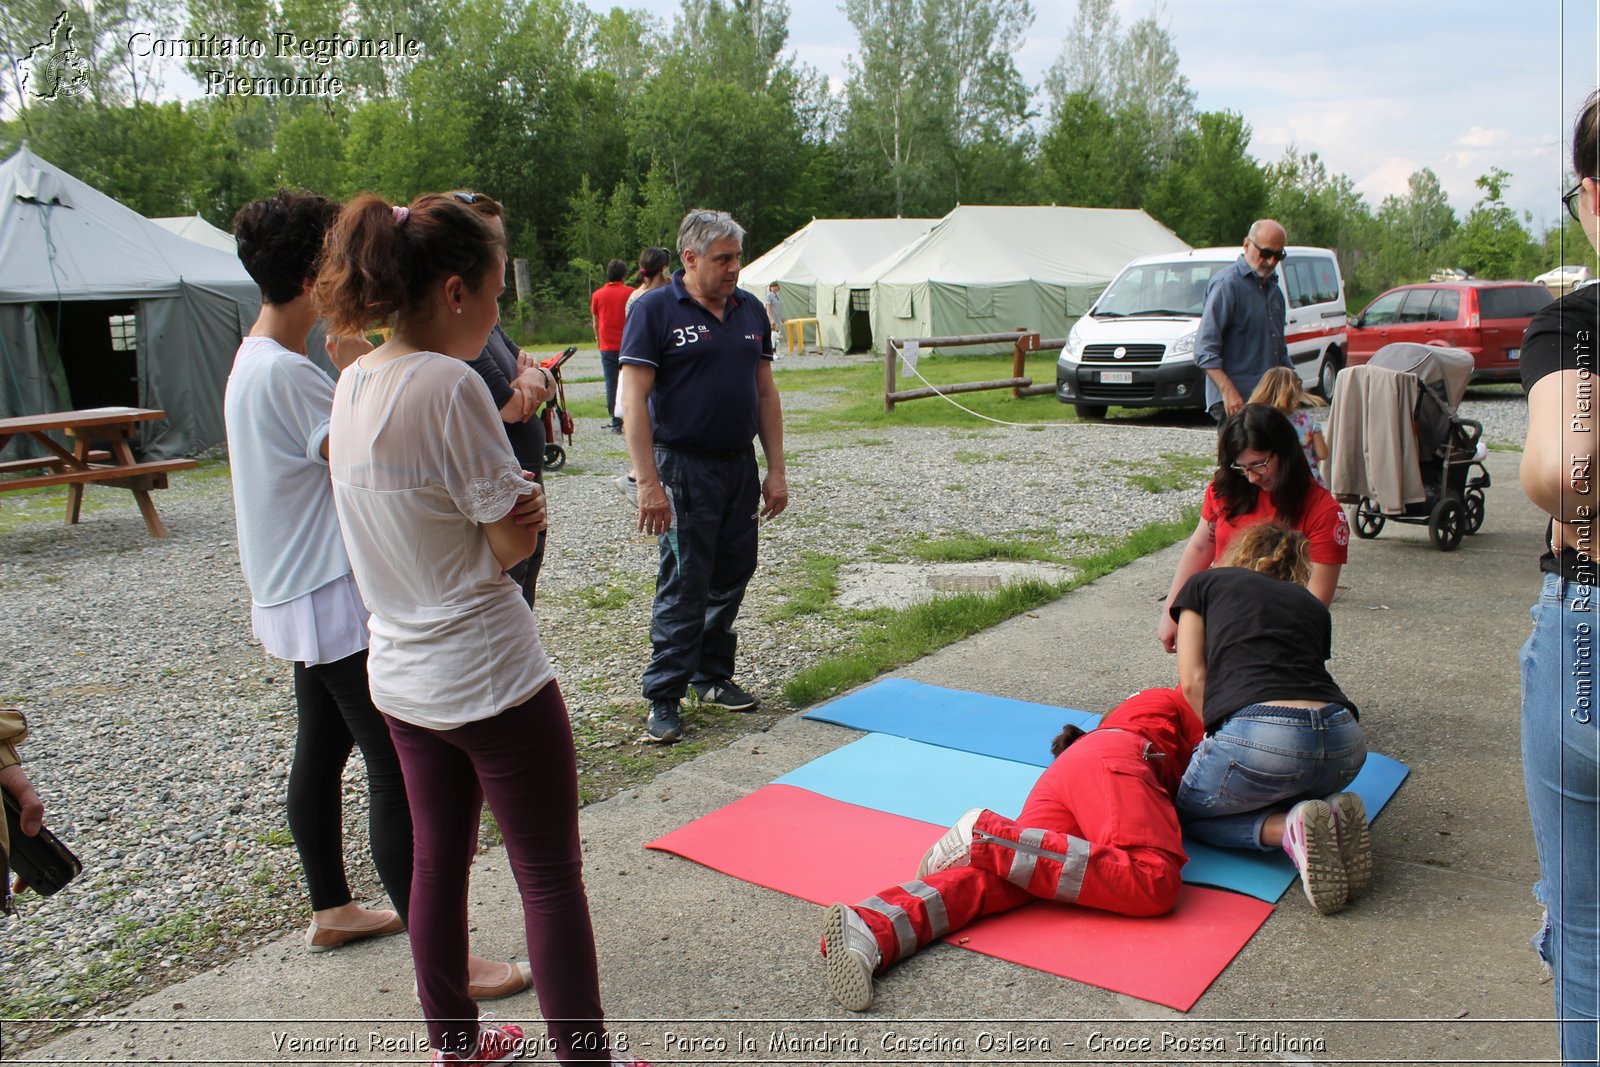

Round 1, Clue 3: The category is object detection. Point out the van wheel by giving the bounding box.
[1318,349,1342,399]
[1074,403,1107,421]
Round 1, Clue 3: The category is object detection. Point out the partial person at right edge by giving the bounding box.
[618,208,788,744]
[1517,88,1600,1067]
[1195,219,1293,424]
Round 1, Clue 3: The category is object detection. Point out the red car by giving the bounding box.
[1344,281,1553,382]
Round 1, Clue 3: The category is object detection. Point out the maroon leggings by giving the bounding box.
[385,682,610,1062]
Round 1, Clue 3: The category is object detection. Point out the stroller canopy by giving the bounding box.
[1366,343,1475,415]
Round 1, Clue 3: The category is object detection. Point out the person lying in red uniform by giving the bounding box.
[820,686,1203,1011]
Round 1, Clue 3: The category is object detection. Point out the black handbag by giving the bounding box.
[3,784,81,901]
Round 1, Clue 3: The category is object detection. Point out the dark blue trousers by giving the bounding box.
[641,446,760,702]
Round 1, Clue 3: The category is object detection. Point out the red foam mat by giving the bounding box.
[646,784,1272,1011]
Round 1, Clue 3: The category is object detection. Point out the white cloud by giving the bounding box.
[1457,126,1511,148]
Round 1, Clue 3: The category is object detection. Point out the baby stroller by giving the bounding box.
[539,346,577,471]
[1327,342,1489,552]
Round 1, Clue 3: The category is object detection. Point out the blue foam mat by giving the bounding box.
[804,677,1099,766]
[791,695,1413,903]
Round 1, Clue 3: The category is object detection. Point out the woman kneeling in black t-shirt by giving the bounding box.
[1169,522,1370,915]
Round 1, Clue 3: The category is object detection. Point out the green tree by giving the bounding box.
[1265,147,1372,255]
[838,0,1032,215]
[1143,110,1266,247]
[1035,90,1150,208]
[1448,168,1538,280]
[635,155,682,251]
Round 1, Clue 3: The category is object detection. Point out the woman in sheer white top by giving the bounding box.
[317,194,641,1067]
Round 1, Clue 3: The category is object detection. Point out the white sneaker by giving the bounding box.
[917,807,984,879]
[821,903,880,1011]
[1281,800,1348,914]
[613,473,638,508]
[1325,791,1372,898]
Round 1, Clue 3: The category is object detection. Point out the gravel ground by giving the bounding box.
[0,368,1527,1043]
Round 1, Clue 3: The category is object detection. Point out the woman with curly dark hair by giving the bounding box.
[1157,403,1349,652]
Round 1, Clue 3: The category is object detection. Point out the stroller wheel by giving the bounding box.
[1353,498,1384,539]
[1429,497,1464,552]
[544,444,566,472]
[1463,489,1485,535]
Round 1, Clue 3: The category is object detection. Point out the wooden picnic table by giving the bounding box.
[0,407,197,538]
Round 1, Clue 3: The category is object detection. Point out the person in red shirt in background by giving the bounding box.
[592,259,632,434]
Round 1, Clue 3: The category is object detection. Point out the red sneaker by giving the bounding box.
[430,1022,526,1064]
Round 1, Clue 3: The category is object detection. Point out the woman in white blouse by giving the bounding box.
[317,194,639,1067]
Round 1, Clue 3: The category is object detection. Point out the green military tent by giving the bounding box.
[0,145,260,460]
[866,205,1190,353]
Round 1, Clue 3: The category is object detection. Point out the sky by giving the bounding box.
[581,0,1600,231]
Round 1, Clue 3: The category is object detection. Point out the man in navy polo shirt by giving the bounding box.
[1194,218,1293,424]
[618,209,788,743]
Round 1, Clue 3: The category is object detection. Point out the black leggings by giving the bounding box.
[288,650,413,919]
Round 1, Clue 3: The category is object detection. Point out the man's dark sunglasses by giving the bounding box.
[1249,238,1286,262]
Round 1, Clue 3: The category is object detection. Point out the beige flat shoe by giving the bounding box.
[305,909,405,952]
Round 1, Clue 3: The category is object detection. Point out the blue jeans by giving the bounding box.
[641,446,759,702]
[1176,703,1366,850]
[599,350,621,427]
[1522,571,1600,1067]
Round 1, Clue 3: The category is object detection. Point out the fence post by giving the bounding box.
[884,338,898,412]
[1011,329,1040,398]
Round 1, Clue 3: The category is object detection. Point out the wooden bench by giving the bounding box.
[0,407,195,537]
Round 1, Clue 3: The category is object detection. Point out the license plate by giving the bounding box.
[1506,348,1519,361]
[1100,370,1133,384]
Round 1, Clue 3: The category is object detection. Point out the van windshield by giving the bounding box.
[1094,261,1226,318]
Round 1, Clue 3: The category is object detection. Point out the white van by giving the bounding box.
[1055,246,1347,419]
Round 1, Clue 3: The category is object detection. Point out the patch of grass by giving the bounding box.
[779,355,1080,433]
[1486,441,1522,453]
[480,809,504,849]
[782,508,1197,708]
[1126,452,1215,494]
[579,582,632,612]
[907,531,1063,564]
[767,552,840,620]
[253,827,294,847]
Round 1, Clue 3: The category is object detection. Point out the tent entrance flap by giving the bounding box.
[848,289,872,352]
[51,299,139,411]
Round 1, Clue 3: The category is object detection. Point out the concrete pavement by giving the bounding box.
[29,450,1556,1065]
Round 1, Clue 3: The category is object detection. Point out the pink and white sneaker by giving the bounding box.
[1281,799,1348,914]
[1324,791,1373,898]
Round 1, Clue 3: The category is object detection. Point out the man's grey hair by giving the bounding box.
[1247,218,1285,243]
[677,209,745,258]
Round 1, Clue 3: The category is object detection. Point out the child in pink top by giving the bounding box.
[1250,366,1328,486]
